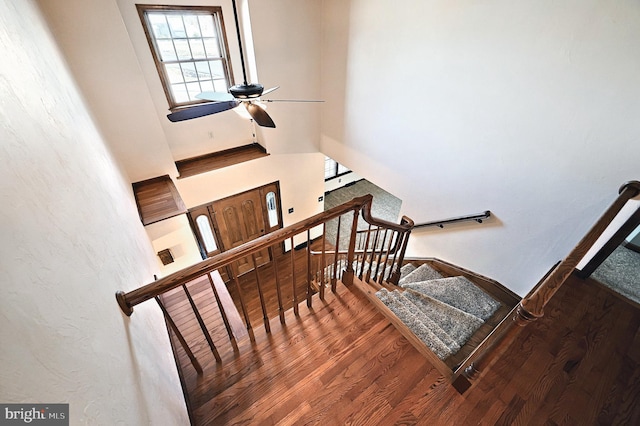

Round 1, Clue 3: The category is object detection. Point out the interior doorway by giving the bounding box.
[188,181,283,277]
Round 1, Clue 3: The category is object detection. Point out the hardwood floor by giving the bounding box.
[164,264,640,425]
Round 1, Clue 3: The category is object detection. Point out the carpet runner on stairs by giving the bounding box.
[375,263,501,360]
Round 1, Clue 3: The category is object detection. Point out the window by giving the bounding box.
[137,5,233,109]
[195,214,218,253]
[324,156,351,180]
[265,191,279,228]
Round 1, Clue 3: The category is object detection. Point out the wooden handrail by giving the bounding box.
[414,210,491,229]
[116,194,374,316]
[463,180,640,383]
[520,180,639,318]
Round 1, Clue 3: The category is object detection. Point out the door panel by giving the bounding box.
[213,187,271,276]
[188,182,282,278]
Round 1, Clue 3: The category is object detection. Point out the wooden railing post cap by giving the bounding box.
[116,291,134,316]
[619,180,640,197]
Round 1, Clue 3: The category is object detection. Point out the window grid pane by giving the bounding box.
[142,7,231,107]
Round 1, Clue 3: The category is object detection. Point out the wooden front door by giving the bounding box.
[213,189,271,276]
[189,182,283,277]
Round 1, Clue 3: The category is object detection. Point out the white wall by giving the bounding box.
[325,171,362,193]
[176,153,326,237]
[248,0,322,154]
[37,0,178,183]
[144,153,327,275]
[145,214,203,277]
[0,1,188,423]
[116,0,257,161]
[321,0,640,296]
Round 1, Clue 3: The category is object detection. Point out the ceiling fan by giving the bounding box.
[167,0,320,128]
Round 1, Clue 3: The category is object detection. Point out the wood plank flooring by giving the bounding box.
[164,264,640,425]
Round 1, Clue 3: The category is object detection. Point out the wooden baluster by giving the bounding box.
[343,208,360,286]
[359,224,373,280]
[182,282,222,363]
[306,230,313,308]
[389,224,412,285]
[374,229,389,282]
[379,230,396,283]
[365,228,380,282]
[319,223,326,300]
[386,230,400,283]
[270,246,286,325]
[155,296,203,374]
[206,272,238,352]
[331,216,341,292]
[289,236,299,316]
[251,254,270,334]
[229,266,255,342]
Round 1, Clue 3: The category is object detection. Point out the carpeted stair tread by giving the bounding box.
[399,263,444,285]
[403,276,500,321]
[375,288,454,360]
[399,263,417,279]
[402,288,484,347]
[389,290,462,354]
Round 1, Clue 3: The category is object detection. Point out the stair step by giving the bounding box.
[375,264,503,362]
[402,288,483,347]
[399,263,444,285]
[403,276,500,321]
[399,262,417,278]
[375,288,454,360]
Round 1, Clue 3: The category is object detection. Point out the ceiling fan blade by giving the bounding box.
[264,99,324,103]
[167,101,239,122]
[196,91,235,102]
[245,103,276,128]
[261,86,280,97]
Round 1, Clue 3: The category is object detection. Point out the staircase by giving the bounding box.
[377,263,501,360]
[350,258,520,385]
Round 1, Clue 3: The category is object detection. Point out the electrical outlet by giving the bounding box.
[288,207,294,214]
[318,196,324,202]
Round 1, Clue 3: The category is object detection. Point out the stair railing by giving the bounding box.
[413,210,491,229]
[116,194,413,373]
[459,181,640,385]
[311,203,414,287]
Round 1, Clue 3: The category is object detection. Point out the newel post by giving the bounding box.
[342,207,360,286]
[462,181,640,388]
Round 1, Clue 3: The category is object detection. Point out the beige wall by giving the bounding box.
[0,0,188,423]
[321,0,640,296]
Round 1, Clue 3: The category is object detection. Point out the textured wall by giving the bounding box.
[321,0,640,296]
[0,1,189,423]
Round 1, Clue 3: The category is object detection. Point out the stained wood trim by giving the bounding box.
[522,180,640,317]
[132,175,187,226]
[577,206,640,278]
[349,276,454,379]
[403,257,521,307]
[176,143,269,178]
[117,195,378,315]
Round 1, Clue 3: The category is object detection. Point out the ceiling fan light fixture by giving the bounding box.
[229,83,264,99]
[233,103,253,120]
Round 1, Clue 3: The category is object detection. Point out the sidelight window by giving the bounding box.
[265,191,279,227]
[195,214,218,252]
